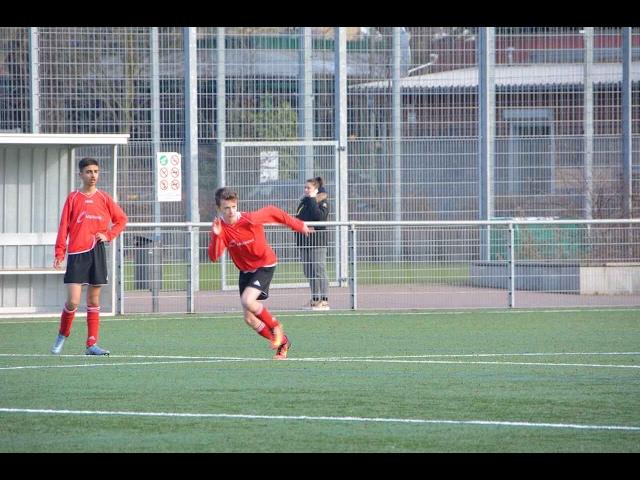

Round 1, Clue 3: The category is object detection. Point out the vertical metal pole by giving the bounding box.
[508,222,515,308]
[583,27,594,220]
[349,223,358,310]
[151,27,161,313]
[334,27,349,286]
[113,145,119,200]
[299,27,314,179]
[29,27,40,133]
[118,233,124,315]
[112,144,119,315]
[478,27,495,261]
[216,27,228,291]
[184,27,200,313]
[392,28,402,261]
[69,147,75,191]
[622,27,632,219]
[216,27,226,187]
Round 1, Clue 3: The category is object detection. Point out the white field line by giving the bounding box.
[2,351,639,359]
[0,407,638,432]
[0,352,639,371]
[1,307,639,325]
[0,359,257,370]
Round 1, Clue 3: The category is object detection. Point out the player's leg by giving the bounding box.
[239,271,276,344]
[51,283,82,354]
[239,267,284,348]
[244,308,276,343]
[85,285,102,343]
[84,243,109,355]
[241,286,280,336]
[300,248,318,307]
[241,293,291,359]
[315,246,330,309]
[273,335,291,360]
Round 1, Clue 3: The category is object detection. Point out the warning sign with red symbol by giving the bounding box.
[157,152,182,202]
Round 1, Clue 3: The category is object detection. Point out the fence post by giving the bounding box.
[478,27,495,261]
[117,235,124,315]
[622,27,632,219]
[335,27,349,287]
[28,27,40,133]
[299,27,314,179]
[349,223,358,310]
[184,28,200,304]
[508,222,516,307]
[150,28,162,313]
[216,28,228,292]
[583,27,594,220]
[392,27,402,261]
[187,225,197,313]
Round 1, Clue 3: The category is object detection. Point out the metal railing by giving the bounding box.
[118,219,640,314]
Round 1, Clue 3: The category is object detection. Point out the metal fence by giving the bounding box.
[2,27,640,316]
[1,26,638,225]
[118,219,640,314]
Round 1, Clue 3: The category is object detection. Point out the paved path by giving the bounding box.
[122,284,640,315]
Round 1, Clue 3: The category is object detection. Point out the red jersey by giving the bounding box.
[208,205,306,272]
[54,189,128,260]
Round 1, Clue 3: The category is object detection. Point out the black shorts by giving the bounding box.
[238,266,275,300]
[64,242,108,285]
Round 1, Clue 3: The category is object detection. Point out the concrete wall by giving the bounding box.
[580,263,640,295]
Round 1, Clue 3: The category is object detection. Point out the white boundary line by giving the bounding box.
[3,351,639,359]
[1,407,638,432]
[0,352,638,371]
[1,307,639,325]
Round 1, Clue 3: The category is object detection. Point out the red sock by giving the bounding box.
[59,305,77,337]
[254,320,274,341]
[254,304,279,329]
[86,305,100,347]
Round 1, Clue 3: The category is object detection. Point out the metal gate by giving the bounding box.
[217,140,342,291]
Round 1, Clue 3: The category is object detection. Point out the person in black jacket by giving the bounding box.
[295,176,330,310]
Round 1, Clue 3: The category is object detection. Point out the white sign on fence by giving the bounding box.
[259,150,279,183]
[156,152,182,202]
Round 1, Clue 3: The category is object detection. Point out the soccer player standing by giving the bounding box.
[50,157,128,356]
[208,187,310,359]
[295,176,330,310]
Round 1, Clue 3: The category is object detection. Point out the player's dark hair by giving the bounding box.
[78,157,99,171]
[215,187,239,207]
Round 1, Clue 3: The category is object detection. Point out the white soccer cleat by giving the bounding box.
[85,344,110,356]
[50,334,67,354]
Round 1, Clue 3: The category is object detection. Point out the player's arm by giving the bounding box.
[253,205,310,235]
[208,218,227,262]
[104,198,128,242]
[53,197,72,268]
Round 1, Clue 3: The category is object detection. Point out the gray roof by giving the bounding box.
[350,62,640,91]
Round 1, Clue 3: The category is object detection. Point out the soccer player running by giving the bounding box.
[50,157,128,356]
[208,187,310,360]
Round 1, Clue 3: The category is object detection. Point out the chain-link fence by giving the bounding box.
[2,26,638,224]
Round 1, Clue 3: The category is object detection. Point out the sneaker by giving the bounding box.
[50,334,67,355]
[311,300,330,311]
[271,324,284,349]
[273,338,291,360]
[85,344,110,356]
